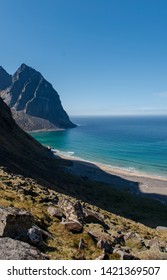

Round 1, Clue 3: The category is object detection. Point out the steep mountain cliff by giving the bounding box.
[0,66,12,90]
[0,96,53,178]
[0,64,76,131]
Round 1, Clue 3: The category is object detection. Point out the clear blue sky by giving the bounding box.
[0,0,167,115]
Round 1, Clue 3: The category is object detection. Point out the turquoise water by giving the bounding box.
[30,116,167,178]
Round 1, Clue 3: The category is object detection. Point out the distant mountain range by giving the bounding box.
[0,64,76,131]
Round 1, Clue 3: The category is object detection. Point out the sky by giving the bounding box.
[0,0,167,116]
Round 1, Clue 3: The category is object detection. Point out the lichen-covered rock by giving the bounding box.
[124,232,145,250]
[0,206,34,238]
[156,226,167,231]
[63,221,83,233]
[83,208,108,228]
[0,237,48,260]
[47,206,64,219]
[59,199,85,224]
[113,248,139,260]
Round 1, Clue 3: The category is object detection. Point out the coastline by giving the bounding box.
[54,152,167,205]
[27,128,64,133]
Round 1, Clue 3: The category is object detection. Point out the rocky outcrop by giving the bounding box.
[0,206,34,238]
[0,63,76,130]
[0,238,48,260]
[0,66,12,90]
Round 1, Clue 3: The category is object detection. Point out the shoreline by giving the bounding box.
[27,128,65,133]
[54,152,167,205]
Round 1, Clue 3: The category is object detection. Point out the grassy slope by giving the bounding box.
[1,168,167,260]
[1,97,167,259]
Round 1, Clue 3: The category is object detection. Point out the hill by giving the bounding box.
[0,96,167,260]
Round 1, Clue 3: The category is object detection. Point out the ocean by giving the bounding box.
[29,116,167,179]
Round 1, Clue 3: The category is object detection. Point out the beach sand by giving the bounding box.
[55,153,167,205]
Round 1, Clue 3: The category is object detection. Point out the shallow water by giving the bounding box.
[30,116,167,178]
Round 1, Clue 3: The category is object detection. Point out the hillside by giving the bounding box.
[0,97,167,260]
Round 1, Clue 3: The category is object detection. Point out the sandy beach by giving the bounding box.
[55,153,167,205]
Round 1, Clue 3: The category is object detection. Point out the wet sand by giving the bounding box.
[56,153,167,205]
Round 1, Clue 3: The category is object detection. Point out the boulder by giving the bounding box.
[0,237,48,260]
[63,221,83,233]
[84,209,109,228]
[124,232,145,250]
[0,206,34,238]
[97,240,113,254]
[87,224,112,243]
[113,248,139,260]
[47,206,64,219]
[156,226,167,231]
[59,199,85,224]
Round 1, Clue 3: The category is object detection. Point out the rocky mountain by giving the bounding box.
[0,66,12,90]
[0,96,60,183]
[0,64,76,131]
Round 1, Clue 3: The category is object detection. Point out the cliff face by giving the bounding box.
[0,96,53,178]
[0,64,76,131]
[0,66,12,90]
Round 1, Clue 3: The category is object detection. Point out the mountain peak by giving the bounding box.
[0,64,76,131]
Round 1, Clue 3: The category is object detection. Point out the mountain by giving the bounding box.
[0,96,54,180]
[0,66,12,90]
[0,64,76,131]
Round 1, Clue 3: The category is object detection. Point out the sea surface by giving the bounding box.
[29,116,167,179]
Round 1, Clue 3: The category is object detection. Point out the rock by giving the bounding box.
[39,194,59,205]
[84,209,109,228]
[124,232,145,250]
[95,253,109,260]
[28,227,43,245]
[97,240,113,254]
[113,248,138,260]
[156,226,167,231]
[113,233,125,246]
[0,206,34,238]
[0,237,48,260]
[78,238,85,250]
[87,224,111,243]
[59,199,85,224]
[47,206,64,219]
[63,221,83,233]
[1,63,76,130]
[74,201,85,224]
[147,237,161,250]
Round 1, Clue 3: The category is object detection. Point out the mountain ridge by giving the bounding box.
[0,64,76,131]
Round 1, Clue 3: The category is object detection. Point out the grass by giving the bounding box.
[1,168,167,259]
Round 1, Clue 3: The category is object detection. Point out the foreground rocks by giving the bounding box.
[0,206,34,238]
[0,168,167,260]
[0,238,48,260]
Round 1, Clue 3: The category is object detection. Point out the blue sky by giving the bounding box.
[0,0,167,115]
